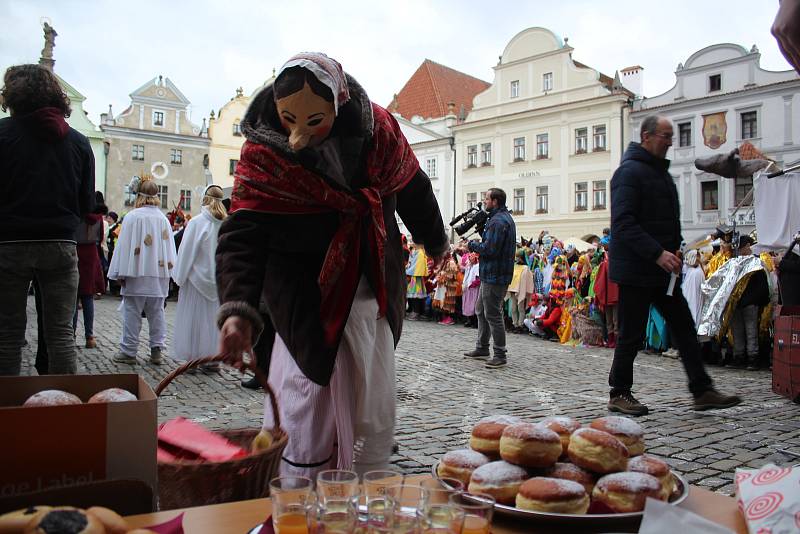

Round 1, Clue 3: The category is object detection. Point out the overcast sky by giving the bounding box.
[0,0,791,126]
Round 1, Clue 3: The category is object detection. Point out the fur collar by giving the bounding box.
[241,73,374,157]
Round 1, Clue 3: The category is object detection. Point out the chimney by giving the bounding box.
[445,101,457,128]
[619,65,644,97]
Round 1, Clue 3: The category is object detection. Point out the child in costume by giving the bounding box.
[107,178,176,364]
[405,243,429,320]
[461,253,480,327]
[216,53,447,478]
[172,185,227,370]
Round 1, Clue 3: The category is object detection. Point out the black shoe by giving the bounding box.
[607,392,649,416]
[241,376,262,390]
[484,357,507,368]
[746,355,760,371]
[464,349,490,359]
[693,389,742,411]
[726,356,747,369]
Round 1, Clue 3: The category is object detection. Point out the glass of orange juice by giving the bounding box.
[448,493,494,534]
[417,504,465,534]
[270,475,315,534]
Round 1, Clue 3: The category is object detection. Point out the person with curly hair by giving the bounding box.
[0,64,95,376]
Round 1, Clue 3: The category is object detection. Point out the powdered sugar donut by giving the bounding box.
[88,388,138,404]
[567,428,628,474]
[543,462,597,494]
[589,416,644,456]
[516,477,589,514]
[627,455,675,500]
[437,449,490,488]
[468,460,529,504]
[592,472,663,512]
[470,414,523,458]
[23,389,82,407]
[539,416,582,456]
[499,423,562,468]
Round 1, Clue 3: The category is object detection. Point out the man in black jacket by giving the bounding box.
[607,115,741,415]
[0,64,95,375]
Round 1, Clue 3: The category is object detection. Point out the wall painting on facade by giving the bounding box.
[702,112,727,149]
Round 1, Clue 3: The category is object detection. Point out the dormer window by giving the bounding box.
[709,74,721,92]
[510,80,520,98]
[153,110,165,127]
[543,72,553,92]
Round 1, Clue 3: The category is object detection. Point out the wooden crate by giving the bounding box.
[772,306,800,403]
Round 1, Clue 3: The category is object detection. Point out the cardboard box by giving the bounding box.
[0,374,157,505]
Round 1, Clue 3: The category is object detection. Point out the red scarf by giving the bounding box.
[231,104,419,346]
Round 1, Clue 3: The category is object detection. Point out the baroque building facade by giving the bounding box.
[630,43,800,241]
[101,76,210,216]
[452,27,632,240]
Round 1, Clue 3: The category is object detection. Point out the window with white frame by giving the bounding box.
[157,185,169,209]
[678,122,692,147]
[513,188,525,215]
[575,182,588,211]
[131,144,144,161]
[575,128,588,154]
[709,74,721,92]
[467,145,478,167]
[153,110,165,127]
[466,192,478,209]
[543,72,553,92]
[701,181,718,210]
[593,125,606,151]
[741,111,758,139]
[481,143,492,166]
[513,137,525,161]
[425,157,437,178]
[510,80,520,98]
[179,189,192,211]
[536,186,549,214]
[229,159,238,175]
[170,148,182,165]
[536,133,549,159]
[232,121,242,136]
[592,180,607,209]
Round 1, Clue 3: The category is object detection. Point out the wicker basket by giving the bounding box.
[155,354,288,510]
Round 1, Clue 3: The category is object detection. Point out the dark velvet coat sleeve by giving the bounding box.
[396,168,448,257]
[78,136,95,217]
[215,209,269,342]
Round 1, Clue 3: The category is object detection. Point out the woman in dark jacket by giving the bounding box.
[73,212,105,348]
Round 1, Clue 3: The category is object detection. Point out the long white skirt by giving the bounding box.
[172,281,219,361]
[263,276,396,479]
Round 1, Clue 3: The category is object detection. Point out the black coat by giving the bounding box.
[0,111,94,243]
[609,143,682,287]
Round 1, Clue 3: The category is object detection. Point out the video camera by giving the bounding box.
[450,202,489,236]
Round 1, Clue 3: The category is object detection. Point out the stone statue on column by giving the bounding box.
[40,21,57,71]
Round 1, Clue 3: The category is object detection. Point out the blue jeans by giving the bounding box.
[73,295,95,338]
[0,242,79,375]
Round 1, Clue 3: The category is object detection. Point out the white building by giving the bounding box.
[631,43,800,241]
[452,27,633,240]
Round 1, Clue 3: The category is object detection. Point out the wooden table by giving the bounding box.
[126,480,747,533]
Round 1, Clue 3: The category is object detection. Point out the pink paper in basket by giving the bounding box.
[158,417,248,462]
[145,512,185,534]
[735,463,800,533]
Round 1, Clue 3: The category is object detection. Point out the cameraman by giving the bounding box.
[464,188,517,368]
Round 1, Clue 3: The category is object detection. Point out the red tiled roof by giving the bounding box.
[387,59,490,121]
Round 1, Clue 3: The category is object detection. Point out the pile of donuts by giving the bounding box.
[436,414,679,515]
[22,388,138,407]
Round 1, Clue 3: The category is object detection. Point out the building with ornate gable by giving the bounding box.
[631,43,800,240]
[452,27,633,240]
[101,76,210,216]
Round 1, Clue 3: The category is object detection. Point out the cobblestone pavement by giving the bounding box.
[20,295,800,496]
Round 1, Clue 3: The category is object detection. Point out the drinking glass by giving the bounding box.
[312,497,359,534]
[363,470,405,503]
[269,476,315,534]
[448,493,495,534]
[316,469,360,505]
[417,504,465,534]
[419,476,464,506]
[385,484,428,534]
[365,496,394,533]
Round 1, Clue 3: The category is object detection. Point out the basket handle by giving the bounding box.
[155,354,282,432]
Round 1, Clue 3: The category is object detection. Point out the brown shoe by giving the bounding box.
[85,336,97,349]
[607,392,649,416]
[693,389,742,411]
